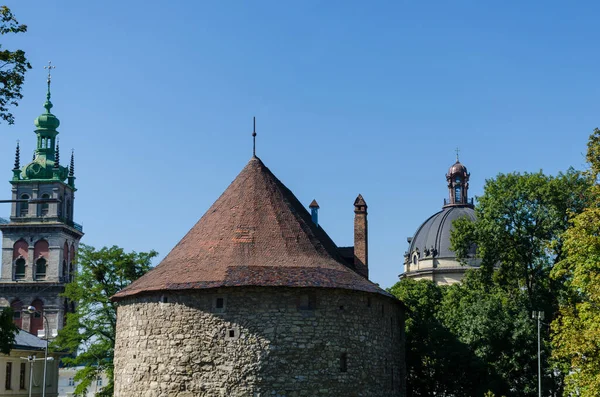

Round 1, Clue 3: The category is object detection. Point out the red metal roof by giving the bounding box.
[113,156,390,300]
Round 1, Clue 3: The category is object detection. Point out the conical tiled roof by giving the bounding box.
[114,156,389,300]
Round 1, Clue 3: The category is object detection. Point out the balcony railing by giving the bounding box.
[2,215,83,232]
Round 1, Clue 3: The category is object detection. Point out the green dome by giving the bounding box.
[34,100,60,130]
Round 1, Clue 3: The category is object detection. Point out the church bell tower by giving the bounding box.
[0,64,83,338]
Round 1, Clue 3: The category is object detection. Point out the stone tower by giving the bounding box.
[113,155,406,397]
[402,157,478,285]
[0,71,83,338]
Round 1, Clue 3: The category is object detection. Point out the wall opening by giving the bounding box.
[339,353,348,373]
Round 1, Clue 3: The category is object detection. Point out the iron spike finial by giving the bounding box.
[455,147,460,162]
[252,116,257,157]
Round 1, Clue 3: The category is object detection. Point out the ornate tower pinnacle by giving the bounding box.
[54,139,60,168]
[69,150,74,177]
[13,141,19,170]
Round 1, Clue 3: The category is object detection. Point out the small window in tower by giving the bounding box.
[212,296,226,312]
[455,176,461,183]
[455,186,461,202]
[19,194,29,216]
[340,353,348,373]
[35,258,47,280]
[412,254,417,265]
[225,326,239,340]
[14,258,25,280]
[41,193,50,216]
[297,292,316,311]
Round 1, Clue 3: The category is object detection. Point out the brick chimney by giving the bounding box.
[353,194,368,278]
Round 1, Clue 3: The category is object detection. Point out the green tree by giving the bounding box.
[53,244,157,397]
[0,307,18,354]
[440,270,536,396]
[450,169,590,395]
[551,128,600,396]
[0,6,31,124]
[389,278,491,396]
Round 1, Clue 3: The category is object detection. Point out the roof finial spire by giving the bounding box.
[13,140,20,170]
[455,147,460,162]
[69,149,74,177]
[43,61,56,113]
[252,116,257,157]
[54,138,60,168]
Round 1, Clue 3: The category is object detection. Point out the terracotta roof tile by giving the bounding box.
[113,157,390,300]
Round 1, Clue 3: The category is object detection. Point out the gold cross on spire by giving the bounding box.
[455,147,460,162]
[44,61,55,83]
[43,61,56,102]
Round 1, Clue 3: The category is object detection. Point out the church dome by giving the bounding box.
[34,100,60,131]
[408,206,476,259]
[34,111,60,130]
[448,160,467,175]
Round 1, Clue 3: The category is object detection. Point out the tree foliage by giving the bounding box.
[445,169,589,395]
[0,6,31,124]
[0,307,18,354]
[389,278,493,396]
[551,128,600,396]
[439,271,537,396]
[53,244,157,397]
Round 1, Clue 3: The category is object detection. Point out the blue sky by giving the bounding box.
[1,1,598,288]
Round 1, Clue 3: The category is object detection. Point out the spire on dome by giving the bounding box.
[43,61,56,114]
[34,61,60,132]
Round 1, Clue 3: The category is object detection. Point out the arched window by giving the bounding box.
[19,194,29,216]
[62,242,69,281]
[14,258,26,280]
[41,193,50,216]
[36,258,47,280]
[13,240,28,280]
[10,299,22,329]
[455,186,461,202]
[70,244,76,282]
[34,240,49,280]
[29,299,44,336]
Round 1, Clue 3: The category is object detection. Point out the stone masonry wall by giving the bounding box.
[114,287,405,397]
